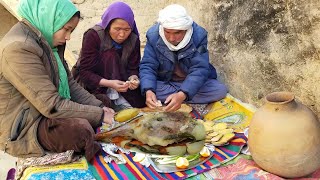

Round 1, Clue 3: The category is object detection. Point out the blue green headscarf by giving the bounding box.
[17,0,79,99]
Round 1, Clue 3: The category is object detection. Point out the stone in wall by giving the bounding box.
[208,0,320,116]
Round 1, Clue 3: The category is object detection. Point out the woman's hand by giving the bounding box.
[109,80,129,92]
[102,107,115,125]
[128,75,140,90]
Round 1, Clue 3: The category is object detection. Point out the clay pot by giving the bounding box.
[248,91,320,178]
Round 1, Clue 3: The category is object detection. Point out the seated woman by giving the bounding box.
[0,0,114,161]
[78,2,146,111]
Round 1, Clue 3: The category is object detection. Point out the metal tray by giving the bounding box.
[148,151,214,173]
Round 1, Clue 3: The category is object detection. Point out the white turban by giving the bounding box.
[157,4,193,30]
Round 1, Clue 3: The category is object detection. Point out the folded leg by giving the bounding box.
[37,118,101,161]
[155,79,228,104]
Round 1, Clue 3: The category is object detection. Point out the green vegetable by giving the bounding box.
[155,153,200,165]
[165,145,187,156]
[185,153,200,161]
[186,140,205,154]
[155,156,179,164]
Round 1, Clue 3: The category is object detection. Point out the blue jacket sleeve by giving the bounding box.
[179,33,210,100]
[139,35,159,95]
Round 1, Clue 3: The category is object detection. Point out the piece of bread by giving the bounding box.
[140,104,192,113]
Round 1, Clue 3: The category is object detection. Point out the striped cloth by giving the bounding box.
[88,133,247,180]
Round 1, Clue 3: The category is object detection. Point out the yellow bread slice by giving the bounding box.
[210,133,223,142]
[115,108,139,122]
[211,133,235,146]
[217,128,234,135]
[212,123,228,131]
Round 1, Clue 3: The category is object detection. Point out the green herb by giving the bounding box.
[155,156,179,164]
[155,153,200,165]
[185,154,200,161]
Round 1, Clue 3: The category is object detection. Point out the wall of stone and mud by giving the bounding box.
[1,0,320,117]
[0,2,18,40]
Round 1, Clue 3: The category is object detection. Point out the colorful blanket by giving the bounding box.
[20,158,95,180]
[88,133,247,180]
[199,157,320,180]
[19,94,252,179]
[89,96,252,179]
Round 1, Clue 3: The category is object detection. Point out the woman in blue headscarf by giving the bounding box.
[0,0,114,161]
[77,1,146,111]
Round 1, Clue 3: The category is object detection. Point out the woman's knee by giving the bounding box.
[37,118,95,152]
[70,118,95,135]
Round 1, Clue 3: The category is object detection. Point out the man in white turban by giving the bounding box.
[140,4,228,112]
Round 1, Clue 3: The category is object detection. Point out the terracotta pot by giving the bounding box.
[248,91,320,178]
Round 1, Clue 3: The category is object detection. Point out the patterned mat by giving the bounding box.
[18,94,252,179]
[88,133,247,180]
[201,157,320,180]
[89,95,252,179]
[19,158,95,180]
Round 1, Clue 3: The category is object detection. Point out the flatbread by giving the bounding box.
[140,104,192,113]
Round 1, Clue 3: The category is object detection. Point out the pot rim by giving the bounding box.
[265,91,295,104]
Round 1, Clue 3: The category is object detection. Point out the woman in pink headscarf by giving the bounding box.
[78,2,145,111]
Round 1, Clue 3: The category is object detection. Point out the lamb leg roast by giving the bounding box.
[95,111,206,155]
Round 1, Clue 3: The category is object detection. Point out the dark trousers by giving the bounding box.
[37,118,101,161]
[156,79,228,104]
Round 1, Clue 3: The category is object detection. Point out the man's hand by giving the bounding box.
[164,91,187,112]
[145,90,158,109]
[102,107,115,125]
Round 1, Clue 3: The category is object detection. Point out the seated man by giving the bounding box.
[139,4,228,112]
